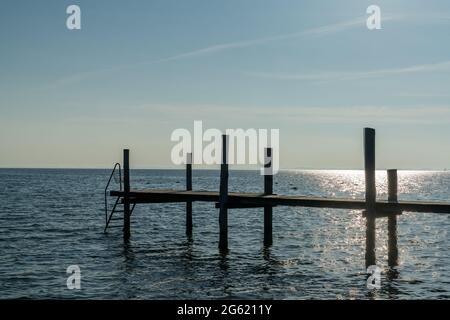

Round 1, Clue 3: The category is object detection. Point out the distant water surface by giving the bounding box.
[0,169,449,299]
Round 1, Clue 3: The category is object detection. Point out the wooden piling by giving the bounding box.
[186,153,193,237]
[123,149,131,241]
[364,128,376,267]
[219,135,229,251]
[387,169,399,267]
[264,148,273,247]
[219,135,228,250]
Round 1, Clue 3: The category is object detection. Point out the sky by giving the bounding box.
[1,0,450,169]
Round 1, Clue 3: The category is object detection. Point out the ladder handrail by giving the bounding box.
[104,163,122,224]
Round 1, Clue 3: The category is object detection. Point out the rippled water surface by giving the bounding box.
[0,169,449,299]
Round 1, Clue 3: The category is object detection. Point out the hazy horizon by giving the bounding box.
[0,166,448,172]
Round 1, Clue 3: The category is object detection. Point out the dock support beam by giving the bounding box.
[364,128,376,267]
[186,153,193,237]
[123,149,131,241]
[264,148,273,247]
[387,169,399,267]
[219,135,229,251]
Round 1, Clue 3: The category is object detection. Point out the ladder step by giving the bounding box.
[110,217,123,221]
[106,225,123,229]
[113,210,124,213]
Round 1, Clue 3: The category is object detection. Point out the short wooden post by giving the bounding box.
[263,148,273,247]
[123,149,131,241]
[387,169,399,267]
[186,153,193,237]
[219,135,229,251]
[364,128,376,267]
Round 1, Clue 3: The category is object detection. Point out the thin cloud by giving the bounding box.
[46,16,391,88]
[250,60,450,82]
[154,17,372,62]
[42,12,450,89]
[154,14,403,62]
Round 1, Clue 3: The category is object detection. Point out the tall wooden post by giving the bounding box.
[364,128,376,267]
[387,169,399,267]
[186,153,193,237]
[123,149,131,241]
[219,135,229,251]
[264,148,273,247]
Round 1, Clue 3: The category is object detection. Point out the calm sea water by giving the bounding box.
[0,169,449,299]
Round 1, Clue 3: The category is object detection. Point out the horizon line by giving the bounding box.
[0,167,447,172]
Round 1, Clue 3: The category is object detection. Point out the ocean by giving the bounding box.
[0,169,449,299]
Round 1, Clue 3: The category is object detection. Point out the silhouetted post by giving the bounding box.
[123,149,131,241]
[186,153,193,237]
[364,128,376,267]
[387,169,399,267]
[264,148,273,247]
[219,135,229,251]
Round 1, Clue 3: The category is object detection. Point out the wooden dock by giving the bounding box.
[104,128,450,267]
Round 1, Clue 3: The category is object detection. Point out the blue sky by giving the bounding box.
[1,0,450,169]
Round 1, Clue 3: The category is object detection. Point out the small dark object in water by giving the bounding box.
[291,186,298,190]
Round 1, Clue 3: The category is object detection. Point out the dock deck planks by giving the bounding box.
[110,189,450,214]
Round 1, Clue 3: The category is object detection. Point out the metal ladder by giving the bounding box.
[104,163,124,233]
